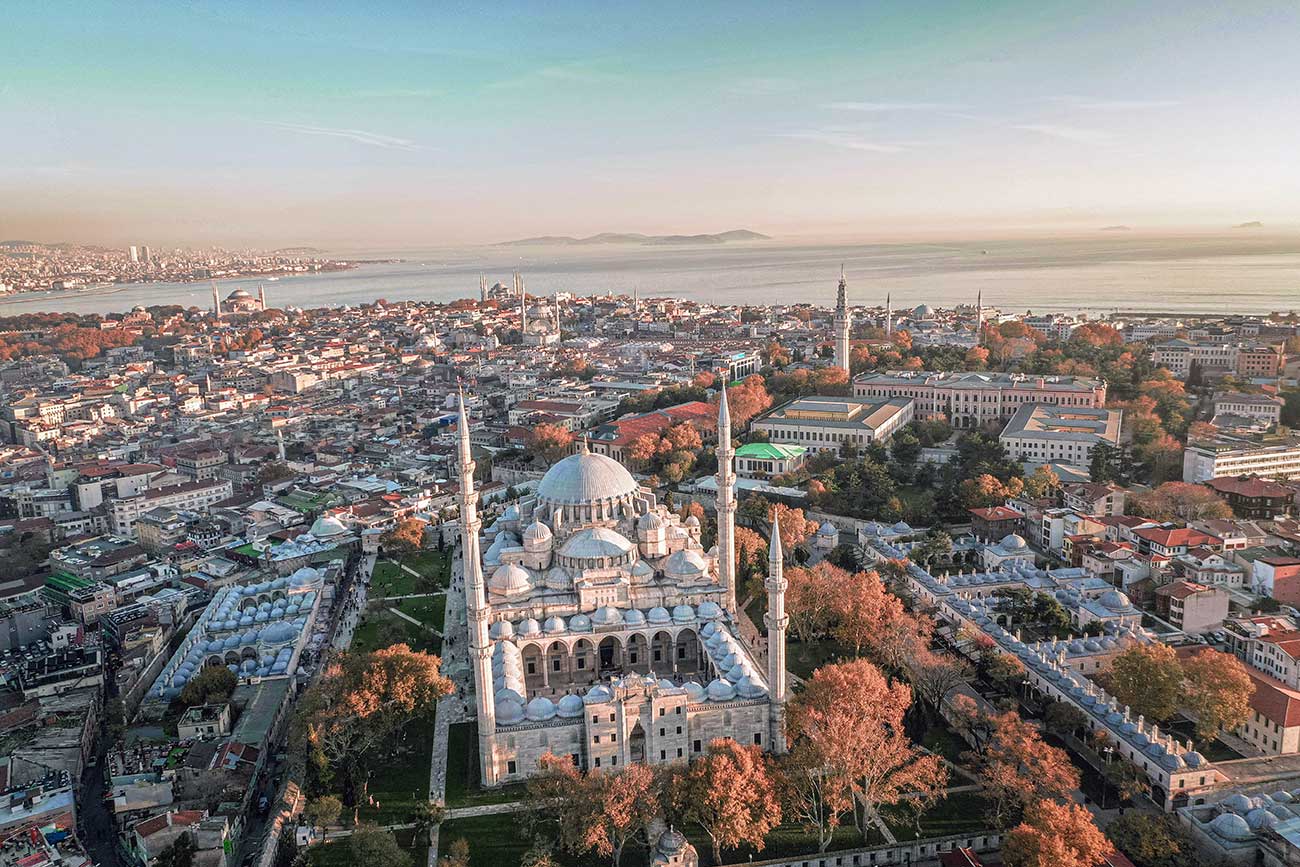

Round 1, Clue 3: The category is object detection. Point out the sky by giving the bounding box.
[2,0,1299,249]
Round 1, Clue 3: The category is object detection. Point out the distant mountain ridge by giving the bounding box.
[497,229,769,247]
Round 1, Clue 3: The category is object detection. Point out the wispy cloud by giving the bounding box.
[487,62,619,90]
[263,121,426,151]
[1012,123,1114,145]
[777,130,907,153]
[1051,96,1181,111]
[825,101,960,112]
[724,77,801,97]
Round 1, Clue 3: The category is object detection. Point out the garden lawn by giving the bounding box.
[371,559,420,597]
[439,815,529,867]
[307,828,426,867]
[351,605,443,655]
[354,709,438,827]
[786,638,843,681]
[444,721,526,807]
[880,789,994,841]
[404,549,453,588]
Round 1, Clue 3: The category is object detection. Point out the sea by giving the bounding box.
[4,234,1300,317]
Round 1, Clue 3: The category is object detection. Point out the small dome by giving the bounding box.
[684,514,700,528]
[817,521,838,537]
[736,675,767,698]
[489,621,515,639]
[672,604,695,623]
[1099,590,1132,610]
[489,562,532,597]
[697,600,723,620]
[543,616,567,634]
[494,687,524,706]
[999,533,1027,551]
[647,606,672,624]
[583,684,613,704]
[638,512,666,531]
[522,520,553,546]
[658,678,677,690]
[556,694,585,718]
[592,606,623,626]
[1224,794,1254,814]
[683,681,706,702]
[706,679,737,701]
[1161,752,1186,771]
[1275,791,1294,803]
[497,698,525,725]
[518,618,541,636]
[525,697,557,721]
[568,613,592,632]
[1210,812,1253,841]
[309,515,348,537]
[624,609,646,626]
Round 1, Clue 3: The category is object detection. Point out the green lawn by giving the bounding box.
[371,560,421,597]
[444,721,528,808]
[354,710,438,826]
[922,723,968,765]
[372,550,453,597]
[307,828,426,867]
[405,549,453,587]
[880,790,994,841]
[786,638,843,681]
[439,815,530,867]
[351,601,443,656]
[395,595,446,630]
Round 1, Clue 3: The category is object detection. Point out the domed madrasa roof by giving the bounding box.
[558,527,636,560]
[1099,589,1132,610]
[309,515,348,537]
[1209,812,1253,842]
[998,533,1027,551]
[537,449,640,505]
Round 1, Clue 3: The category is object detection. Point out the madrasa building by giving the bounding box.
[455,385,789,786]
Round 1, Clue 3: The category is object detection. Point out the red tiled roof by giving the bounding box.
[1133,527,1216,548]
[1206,476,1296,498]
[969,506,1023,521]
[1245,666,1300,728]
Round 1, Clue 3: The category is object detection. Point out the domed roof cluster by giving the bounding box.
[498,602,719,638]
[148,573,322,701]
[537,451,640,505]
[700,620,767,699]
[1201,790,1300,843]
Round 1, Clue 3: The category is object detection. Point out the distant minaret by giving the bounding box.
[552,292,560,333]
[885,292,893,338]
[519,285,527,337]
[716,378,737,615]
[765,509,789,753]
[258,284,267,310]
[833,265,851,372]
[633,286,639,315]
[276,427,286,462]
[975,289,984,334]
[479,273,487,303]
[211,282,221,319]
[457,387,498,785]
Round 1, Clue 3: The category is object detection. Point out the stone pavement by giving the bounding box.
[428,553,471,866]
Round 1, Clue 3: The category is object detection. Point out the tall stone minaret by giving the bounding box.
[552,292,560,334]
[211,282,221,319]
[518,275,527,337]
[716,379,737,615]
[833,266,851,372]
[885,292,892,338]
[258,284,267,310]
[479,273,487,303]
[765,509,788,753]
[275,427,286,462]
[975,289,984,335]
[457,388,498,785]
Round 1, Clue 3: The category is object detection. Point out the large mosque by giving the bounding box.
[456,385,789,785]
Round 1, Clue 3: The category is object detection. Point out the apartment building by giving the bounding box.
[110,478,234,537]
[853,370,1106,429]
[1154,581,1228,634]
[1151,339,1282,379]
[1183,437,1300,483]
[1213,392,1284,426]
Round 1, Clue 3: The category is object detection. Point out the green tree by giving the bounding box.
[350,827,411,867]
[156,832,196,867]
[1105,644,1183,723]
[178,666,237,708]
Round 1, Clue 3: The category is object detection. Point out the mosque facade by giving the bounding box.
[456,385,788,786]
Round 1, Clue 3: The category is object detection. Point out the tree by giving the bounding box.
[890,429,922,466]
[778,742,853,853]
[909,529,953,567]
[669,739,782,864]
[831,570,904,657]
[1106,643,1184,723]
[105,696,127,744]
[984,653,1026,693]
[156,832,196,867]
[382,517,427,556]
[1002,800,1111,867]
[178,665,236,707]
[905,650,973,719]
[585,763,660,866]
[771,502,819,550]
[958,473,1024,510]
[1107,813,1209,867]
[350,827,411,867]
[1022,466,1060,500]
[868,611,933,676]
[525,423,575,465]
[974,711,1080,825]
[786,660,947,841]
[784,562,842,640]
[1128,482,1232,522]
[1181,648,1254,741]
[304,795,343,828]
[1043,700,1088,738]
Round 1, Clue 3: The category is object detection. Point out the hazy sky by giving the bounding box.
[3,1,1299,248]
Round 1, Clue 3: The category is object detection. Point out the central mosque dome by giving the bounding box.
[537,450,640,506]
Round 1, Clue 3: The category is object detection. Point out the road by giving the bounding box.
[78,715,123,867]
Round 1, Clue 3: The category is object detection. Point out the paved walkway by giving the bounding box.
[428,554,471,867]
[387,606,445,638]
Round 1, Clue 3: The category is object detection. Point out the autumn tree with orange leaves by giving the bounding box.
[526,423,575,465]
[1181,648,1254,740]
[714,374,773,428]
[667,739,782,864]
[786,659,948,842]
[778,741,854,853]
[1002,800,1111,867]
[971,710,1080,825]
[525,754,659,867]
[831,571,904,657]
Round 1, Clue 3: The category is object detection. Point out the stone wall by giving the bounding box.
[723,831,1005,867]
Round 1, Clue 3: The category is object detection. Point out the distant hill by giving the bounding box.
[274,246,325,254]
[1099,225,1132,232]
[497,229,769,247]
[1233,221,1264,229]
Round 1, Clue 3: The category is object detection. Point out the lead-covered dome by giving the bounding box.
[537,450,639,505]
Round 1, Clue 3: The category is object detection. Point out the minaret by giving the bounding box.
[765,509,788,753]
[552,292,560,334]
[519,287,527,338]
[258,284,267,310]
[457,388,498,785]
[716,378,737,615]
[479,273,487,303]
[885,292,892,338]
[275,427,286,462]
[211,282,221,319]
[833,266,851,373]
[633,286,639,316]
[975,289,984,336]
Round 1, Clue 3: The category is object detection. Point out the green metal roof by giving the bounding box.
[734,442,807,460]
[45,572,98,593]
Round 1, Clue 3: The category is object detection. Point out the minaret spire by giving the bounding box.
[211,281,221,319]
[457,386,498,785]
[765,509,788,753]
[975,289,984,335]
[519,281,527,338]
[716,376,737,615]
[479,273,487,303]
[833,267,851,372]
[885,292,892,338]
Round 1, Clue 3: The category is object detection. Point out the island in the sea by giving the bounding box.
[496,228,770,246]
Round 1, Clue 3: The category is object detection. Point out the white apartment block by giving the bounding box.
[1182,439,1300,483]
[110,478,234,537]
[1213,392,1284,426]
[853,371,1106,430]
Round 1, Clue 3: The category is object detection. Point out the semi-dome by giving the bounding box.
[664,549,708,580]
[559,527,636,561]
[537,451,639,505]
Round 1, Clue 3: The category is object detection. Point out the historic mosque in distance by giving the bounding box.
[455,385,789,785]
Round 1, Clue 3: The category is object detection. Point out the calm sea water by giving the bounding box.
[5,235,1300,317]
